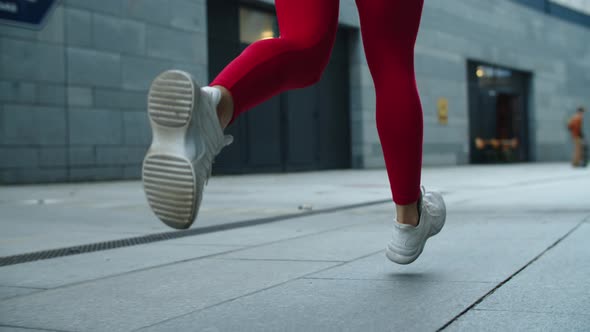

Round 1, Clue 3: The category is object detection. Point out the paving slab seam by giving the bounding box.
[450,208,590,214]
[0,285,48,302]
[0,323,73,332]
[132,250,385,331]
[0,294,43,303]
[437,217,588,332]
[440,173,586,193]
[164,243,244,248]
[523,208,590,213]
[0,285,47,290]
[510,174,588,187]
[0,199,392,267]
[471,308,590,316]
[302,276,494,284]
[215,257,345,263]
[1,223,384,296]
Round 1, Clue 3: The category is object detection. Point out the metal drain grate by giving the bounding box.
[0,199,391,267]
[0,232,181,267]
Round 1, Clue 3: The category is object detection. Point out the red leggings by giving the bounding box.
[211,0,424,205]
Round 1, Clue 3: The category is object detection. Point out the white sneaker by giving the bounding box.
[386,187,446,264]
[142,70,232,229]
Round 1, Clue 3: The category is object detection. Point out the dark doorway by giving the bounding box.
[467,61,531,163]
[207,1,351,174]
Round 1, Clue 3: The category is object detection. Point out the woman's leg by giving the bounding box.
[355,0,425,225]
[143,1,340,230]
[210,0,340,128]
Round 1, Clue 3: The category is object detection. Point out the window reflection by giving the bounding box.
[476,65,514,88]
[476,65,512,79]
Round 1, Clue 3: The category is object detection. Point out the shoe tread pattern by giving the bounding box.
[143,154,196,229]
[148,71,193,128]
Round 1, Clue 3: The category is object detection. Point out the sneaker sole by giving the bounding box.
[142,70,199,230]
[386,242,425,265]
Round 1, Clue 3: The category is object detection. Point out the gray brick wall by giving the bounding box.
[1,0,588,184]
[0,0,207,184]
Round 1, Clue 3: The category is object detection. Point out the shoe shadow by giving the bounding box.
[385,272,438,282]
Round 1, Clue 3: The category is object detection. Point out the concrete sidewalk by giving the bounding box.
[0,163,589,331]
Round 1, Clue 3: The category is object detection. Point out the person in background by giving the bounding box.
[567,106,586,167]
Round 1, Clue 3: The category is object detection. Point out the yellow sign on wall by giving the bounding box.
[437,97,449,125]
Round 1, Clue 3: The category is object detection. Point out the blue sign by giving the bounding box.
[0,0,57,28]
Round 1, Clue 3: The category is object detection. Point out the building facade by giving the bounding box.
[0,0,589,183]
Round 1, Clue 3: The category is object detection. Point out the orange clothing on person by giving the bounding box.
[568,113,583,138]
[568,112,585,167]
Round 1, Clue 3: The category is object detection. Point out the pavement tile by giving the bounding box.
[309,221,579,283]
[0,286,42,301]
[139,278,493,332]
[0,169,395,256]
[0,165,588,331]
[446,309,590,332]
[0,205,159,257]
[474,223,590,315]
[0,243,242,289]
[218,224,389,262]
[0,259,336,332]
[0,327,56,332]
[175,208,389,247]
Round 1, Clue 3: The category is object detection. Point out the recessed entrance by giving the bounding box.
[207,1,352,174]
[467,61,532,163]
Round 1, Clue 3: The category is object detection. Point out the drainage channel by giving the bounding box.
[0,199,391,267]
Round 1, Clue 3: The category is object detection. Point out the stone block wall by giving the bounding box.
[0,0,208,183]
[1,0,589,183]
